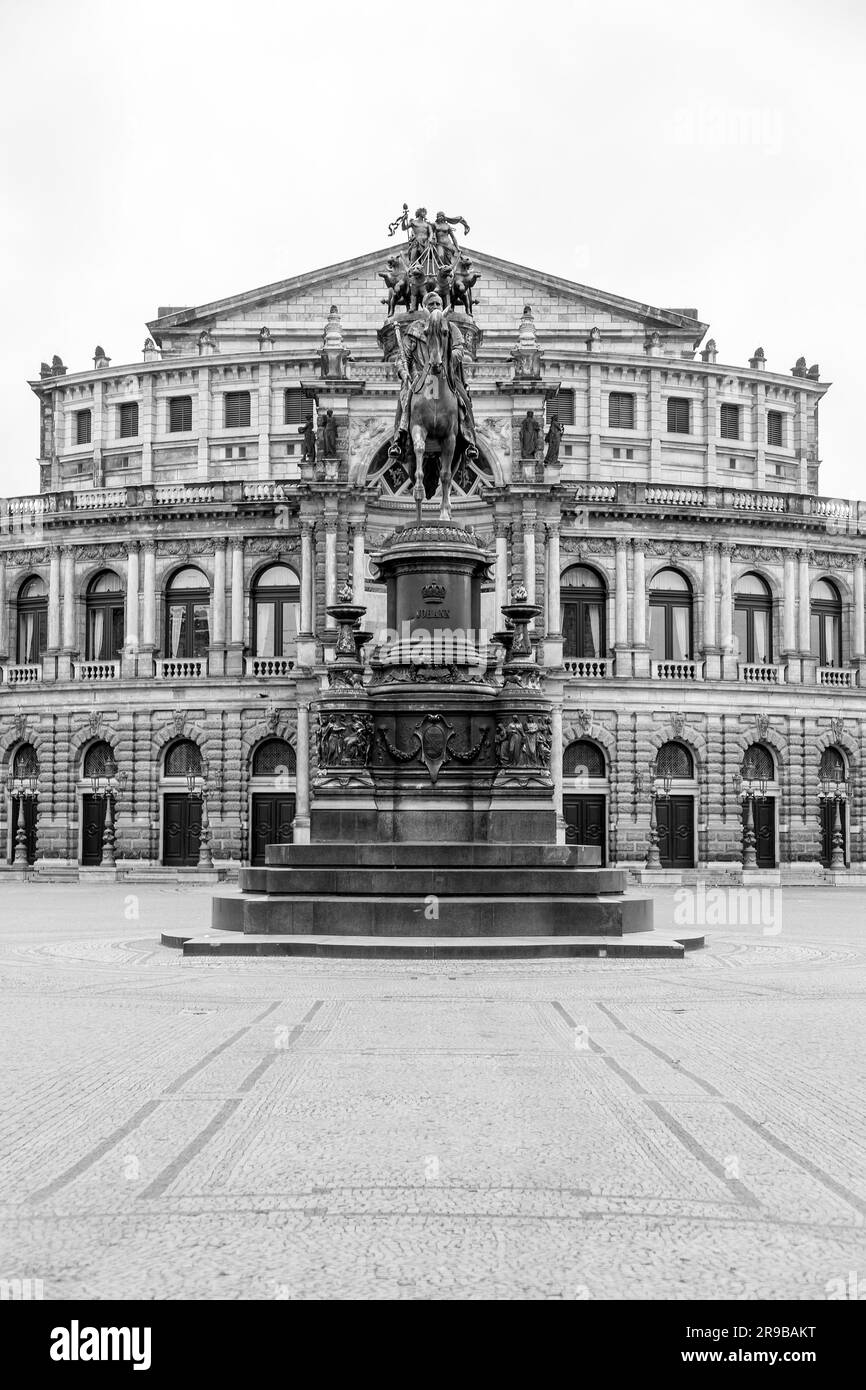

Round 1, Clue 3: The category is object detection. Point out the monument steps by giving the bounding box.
[163,929,705,960]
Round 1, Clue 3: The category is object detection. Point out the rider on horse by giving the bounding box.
[388,290,479,466]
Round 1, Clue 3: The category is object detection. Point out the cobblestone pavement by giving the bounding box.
[1,880,864,1300]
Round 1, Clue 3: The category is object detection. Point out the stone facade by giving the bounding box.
[3,243,858,878]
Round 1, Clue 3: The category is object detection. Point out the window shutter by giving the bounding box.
[766,410,783,447]
[118,402,139,438]
[224,391,251,428]
[720,403,740,439]
[169,396,192,432]
[283,389,308,424]
[76,410,92,445]
[608,393,635,429]
[553,390,575,426]
[666,397,690,433]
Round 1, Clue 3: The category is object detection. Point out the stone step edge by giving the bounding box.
[162,929,704,956]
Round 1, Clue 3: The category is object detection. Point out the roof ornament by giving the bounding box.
[142,338,160,361]
[700,338,717,363]
[93,345,110,369]
[511,305,541,379]
[320,305,353,379]
[792,356,808,377]
[749,346,766,370]
[198,328,216,356]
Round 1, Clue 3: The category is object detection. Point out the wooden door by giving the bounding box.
[250,793,295,865]
[563,794,607,866]
[657,795,695,868]
[162,793,202,867]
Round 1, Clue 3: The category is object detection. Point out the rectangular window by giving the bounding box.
[608,393,635,429]
[720,403,740,439]
[118,402,139,438]
[666,397,690,433]
[224,391,251,428]
[767,410,784,447]
[554,390,575,426]
[168,396,192,433]
[238,445,246,459]
[284,389,308,424]
[612,447,621,459]
[76,410,92,445]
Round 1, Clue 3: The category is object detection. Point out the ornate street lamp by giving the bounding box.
[732,757,766,871]
[7,765,39,867]
[638,759,668,870]
[186,756,214,869]
[818,766,848,870]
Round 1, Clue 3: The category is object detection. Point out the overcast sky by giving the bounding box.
[1,0,863,499]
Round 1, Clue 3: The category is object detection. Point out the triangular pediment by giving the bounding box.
[147,245,708,350]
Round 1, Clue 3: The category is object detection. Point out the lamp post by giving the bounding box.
[732,757,767,871]
[638,759,670,870]
[9,767,39,867]
[186,757,213,869]
[818,768,848,870]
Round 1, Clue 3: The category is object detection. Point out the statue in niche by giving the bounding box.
[298,415,316,461]
[519,410,540,459]
[323,410,338,458]
[544,415,563,465]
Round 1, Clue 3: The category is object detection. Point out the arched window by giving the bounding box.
[82,740,117,780]
[560,566,606,659]
[649,569,692,662]
[165,567,210,659]
[13,743,39,778]
[811,578,842,667]
[86,570,124,661]
[16,576,48,664]
[734,573,773,664]
[251,739,296,777]
[820,747,846,782]
[164,739,203,777]
[563,740,606,778]
[366,440,493,500]
[252,565,300,659]
[656,741,694,779]
[741,743,775,781]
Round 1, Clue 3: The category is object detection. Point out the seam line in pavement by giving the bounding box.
[594,1002,866,1220]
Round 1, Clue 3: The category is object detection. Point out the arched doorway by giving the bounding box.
[562,739,608,864]
[655,741,696,868]
[161,739,203,866]
[8,743,39,864]
[80,740,117,865]
[249,739,296,864]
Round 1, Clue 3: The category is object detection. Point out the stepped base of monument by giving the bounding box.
[163,929,705,959]
[180,842,704,959]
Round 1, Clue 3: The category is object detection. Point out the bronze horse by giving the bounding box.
[403,308,459,522]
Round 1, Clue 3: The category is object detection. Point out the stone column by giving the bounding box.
[62,546,76,651]
[47,546,61,679]
[543,521,562,667]
[123,541,139,677]
[298,521,316,667]
[196,367,210,480]
[141,541,156,676]
[719,543,733,676]
[324,518,338,631]
[545,522,561,636]
[783,551,796,654]
[211,537,227,675]
[257,361,271,480]
[630,539,647,668]
[227,537,245,675]
[294,703,311,844]
[550,700,565,845]
[588,361,601,478]
[798,548,815,683]
[141,374,154,484]
[522,507,537,604]
[0,552,8,661]
[352,522,366,606]
[854,555,865,661]
[494,518,509,622]
[702,543,719,679]
[613,537,630,675]
[648,366,661,482]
